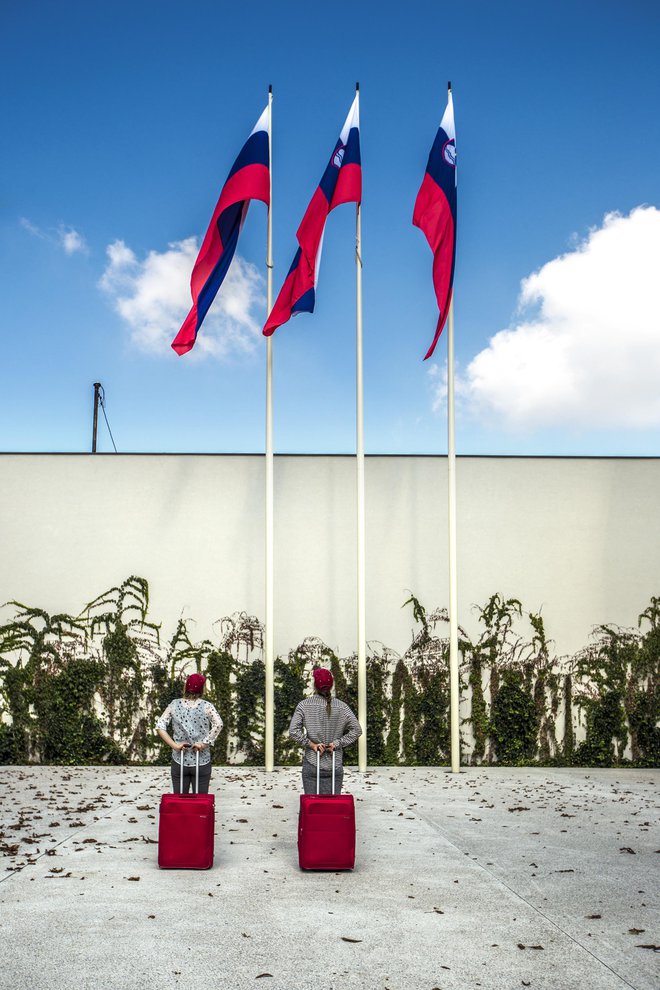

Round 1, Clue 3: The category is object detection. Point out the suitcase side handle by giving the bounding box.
[178,747,200,794]
[315,748,336,795]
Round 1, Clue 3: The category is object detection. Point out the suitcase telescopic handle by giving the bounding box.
[178,747,200,793]
[315,748,336,795]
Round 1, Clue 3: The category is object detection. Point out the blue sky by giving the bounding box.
[2,0,659,455]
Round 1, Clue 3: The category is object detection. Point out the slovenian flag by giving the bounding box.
[413,90,457,360]
[263,94,361,336]
[172,106,270,356]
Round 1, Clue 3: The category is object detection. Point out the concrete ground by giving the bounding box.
[0,766,658,990]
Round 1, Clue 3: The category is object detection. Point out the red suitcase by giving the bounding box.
[298,751,355,871]
[158,751,215,870]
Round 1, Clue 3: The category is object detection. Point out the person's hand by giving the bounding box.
[308,741,324,753]
[326,742,336,752]
[173,742,189,753]
[192,742,208,752]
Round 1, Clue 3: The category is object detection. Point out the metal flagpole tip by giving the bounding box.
[447,80,452,93]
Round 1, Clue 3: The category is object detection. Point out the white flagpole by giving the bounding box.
[447,298,460,771]
[265,84,275,772]
[447,82,461,773]
[355,83,367,773]
[447,79,459,772]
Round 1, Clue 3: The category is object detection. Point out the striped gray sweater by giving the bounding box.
[288,695,362,771]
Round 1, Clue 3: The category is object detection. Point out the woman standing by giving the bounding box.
[156,674,223,794]
[289,667,362,795]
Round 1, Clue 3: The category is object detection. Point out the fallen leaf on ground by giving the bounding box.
[341,937,362,943]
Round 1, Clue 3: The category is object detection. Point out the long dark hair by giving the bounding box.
[316,685,332,718]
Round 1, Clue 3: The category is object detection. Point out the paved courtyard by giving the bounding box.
[0,766,657,990]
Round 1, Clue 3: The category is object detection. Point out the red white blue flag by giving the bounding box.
[413,91,457,360]
[263,94,361,336]
[172,107,270,356]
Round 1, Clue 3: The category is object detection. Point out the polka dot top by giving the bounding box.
[156,698,223,766]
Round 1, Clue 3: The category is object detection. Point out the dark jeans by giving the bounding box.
[171,759,212,794]
[302,763,344,795]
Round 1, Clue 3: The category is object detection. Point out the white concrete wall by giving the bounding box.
[1,454,658,658]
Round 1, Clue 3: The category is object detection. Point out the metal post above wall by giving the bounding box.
[92,382,102,453]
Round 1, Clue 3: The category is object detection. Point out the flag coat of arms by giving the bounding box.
[413,91,457,360]
[263,94,361,336]
[172,107,270,356]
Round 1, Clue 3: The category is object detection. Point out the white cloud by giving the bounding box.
[99,238,265,359]
[435,207,660,431]
[428,361,448,414]
[19,217,47,240]
[58,226,88,255]
[20,217,88,255]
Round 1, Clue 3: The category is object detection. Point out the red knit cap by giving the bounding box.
[185,673,206,694]
[313,667,334,690]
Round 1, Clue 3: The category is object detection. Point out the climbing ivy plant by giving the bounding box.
[399,597,455,765]
[0,578,658,768]
[572,598,660,767]
[0,604,121,764]
[83,575,160,760]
